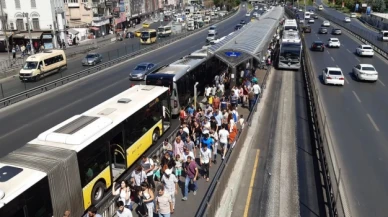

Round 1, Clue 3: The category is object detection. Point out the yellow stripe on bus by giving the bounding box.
[82,166,112,210]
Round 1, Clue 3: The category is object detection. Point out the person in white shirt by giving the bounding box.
[182,147,195,163]
[218,125,230,160]
[209,129,219,163]
[131,166,147,186]
[200,145,212,181]
[211,85,216,96]
[205,85,211,100]
[116,201,133,217]
[161,168,178,210]
[252,83,261,100]
[182,124,190,135]
[141,155,155,189]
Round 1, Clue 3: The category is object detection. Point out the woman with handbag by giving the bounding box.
[136,182,155,217]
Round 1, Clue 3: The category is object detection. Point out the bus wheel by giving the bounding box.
[91,181,105,205]
[152,128,160,144]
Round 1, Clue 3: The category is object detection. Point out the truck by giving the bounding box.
[185,6,195,15]
[187,19,195,31]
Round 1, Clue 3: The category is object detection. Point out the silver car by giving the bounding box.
[129,62,157,80]
[82,53,102,66]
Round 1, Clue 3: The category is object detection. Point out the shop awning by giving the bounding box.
[12,33,25,39]
[25,32,43,40]
[68,28,79,35]
[89,27,99,31]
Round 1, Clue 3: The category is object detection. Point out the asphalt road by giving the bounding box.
[303,14,388,217]
[0,7,252,216]
[0,20,179,98]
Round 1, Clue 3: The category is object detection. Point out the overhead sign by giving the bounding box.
[225,51,241,57]
[366,6,371,15]
[355,4,359,12]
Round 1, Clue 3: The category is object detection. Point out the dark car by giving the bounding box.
[129,62,157,80]
[311,41,325,52]
[240,20,246,25]
[312,14,318,19]
[82,53,102,66]
[302,25,312,33]
[331,28,342,35]
[125,32,135,38]
[318,27,328,34]
[235,24,243,30]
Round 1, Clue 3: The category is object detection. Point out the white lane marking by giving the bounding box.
[352,91,362,103]
[367,113,380,132]
[327,50,330,55]
[355,57,361,62]
[331,56,335,61]
[343,76,349,84]
[347,49,352,54]
[378,79,386,87]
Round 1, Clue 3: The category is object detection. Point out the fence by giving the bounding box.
[315,10,388,60]
[0,8,238,110]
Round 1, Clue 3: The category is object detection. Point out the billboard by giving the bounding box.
[120,0,125,12]
[355,3,359,12]
[366,6,371,15]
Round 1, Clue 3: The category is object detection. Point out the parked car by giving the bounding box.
[82,53,102,66]
[331,28,342,35]
[311,41,325,52]
[129,63,157,80]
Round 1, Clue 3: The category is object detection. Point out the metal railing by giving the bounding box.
[0,9,238,110]
[315,10,388,60]
[285,7,349,217]
[195,65,272,217]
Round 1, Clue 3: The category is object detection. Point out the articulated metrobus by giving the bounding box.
[283,19,298,32]
[146,47,213,116]
[0,85,171,217]
[278,30,302,70]
[140,29,158,44]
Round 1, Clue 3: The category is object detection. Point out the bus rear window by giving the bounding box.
[146,79,173,94]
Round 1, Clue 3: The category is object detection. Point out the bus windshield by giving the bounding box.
[146,78,173,95]
[158,28,165,32]
[141,32,150,38]
[23,61,38,70]
[280,43,301,61]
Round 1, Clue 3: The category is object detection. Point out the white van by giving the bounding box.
[379,30,388,41]
[157,25,172,37]
[19,50,67,82]
[208,25,217,35]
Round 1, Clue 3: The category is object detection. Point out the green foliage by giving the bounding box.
[372,0,386,12]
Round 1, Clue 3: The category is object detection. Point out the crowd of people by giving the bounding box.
[79,62,263,217]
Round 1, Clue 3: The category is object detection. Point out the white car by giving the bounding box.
[322,67,345,86]
[299,9,303,12]
[246,12,250,17]
[350,13,357,18]
[253,12,258,17]
[322,20,331,27]
[308,19,315,23]
[328,38,341,48]
[260,7,264,10]
[299,19,305,24]
[353,64,378,82]
[356,44,374,56]
[344,17,351,23]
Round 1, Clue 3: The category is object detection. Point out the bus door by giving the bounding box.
[108,129,127,181]
[161,92,172,131]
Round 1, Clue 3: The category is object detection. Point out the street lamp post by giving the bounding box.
[23,12,34,55]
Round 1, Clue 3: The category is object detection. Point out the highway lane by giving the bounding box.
[303,17,388,217]
[0,21,181,98]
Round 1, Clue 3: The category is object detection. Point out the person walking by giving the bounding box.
[83,206,102,217]
[130,165,147,187]
[200,145,212,181]
[116,201,133,217]
[12,47,16,59]
[141,155,155,189]
[138,182,155,217]
[161,168,178,210]
[156,185,174,217]
[112,180,132,210]
[182,156,198,201]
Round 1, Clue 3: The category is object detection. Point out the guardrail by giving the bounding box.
[314,10,388,60]
[285,7,348,217]
[0,9,237,110]
[301,38,349,217]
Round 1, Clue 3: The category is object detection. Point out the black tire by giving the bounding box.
[152,128,160,145]
[35,74,40,82]
[91,181,105,205]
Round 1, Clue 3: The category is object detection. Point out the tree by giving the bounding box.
[372,0,386,12]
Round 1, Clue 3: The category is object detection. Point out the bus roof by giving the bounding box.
[26,49,65,61]
[29,85,169,152]
[0,162,46,204]
[281,30,301,43]
[142,29,156,33]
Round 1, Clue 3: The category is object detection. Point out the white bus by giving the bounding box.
[19,50,67,82]
[283,19,298,32]
[278,30,303,70]
[0,85,171,217]
[146,48,212,116]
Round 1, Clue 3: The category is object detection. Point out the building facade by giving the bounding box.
[1,0,65,50]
